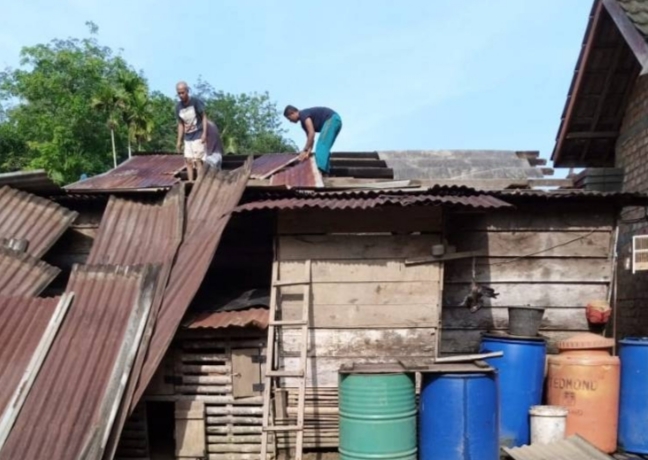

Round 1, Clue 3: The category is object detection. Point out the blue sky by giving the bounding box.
[0,1,591,170]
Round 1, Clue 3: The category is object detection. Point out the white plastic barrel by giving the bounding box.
[529,405,568,445]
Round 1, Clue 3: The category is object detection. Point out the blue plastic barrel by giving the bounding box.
[420,372,499,460]
[480,333,546,447]
[619,337,648,454]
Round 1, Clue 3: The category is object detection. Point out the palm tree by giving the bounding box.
[117,71,151,157]
[91,85,122,168]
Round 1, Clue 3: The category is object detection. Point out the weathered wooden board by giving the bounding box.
[231,348,262,398]
[441,307,588,331]
[280,356,435,387]
[448,211,615,231]
[279,259,441,283]
[281,302,438,328]
[175,401,206,458]
[281,281,439,305]
[278,206,443,234]
[444,258,612,283]
[279,235,441,261]
[450,231,611,258]
[279,328,437,357]
[440,330,577,355]
[443,283,609,308]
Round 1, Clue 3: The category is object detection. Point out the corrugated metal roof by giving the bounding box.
[0,186,78,258]
[0,296,61,418]
[0,248,60,296]
[86,187,185,460]
[0,264,156,460]
[132,160,252,408]
[269,157,324,188]
[250,154,296,179]
[0,170,61,196]
[493,189,648,206]
[64,155,186,192]
[185,308,269,329]
[502,434,614,460]
[235,193,511,212]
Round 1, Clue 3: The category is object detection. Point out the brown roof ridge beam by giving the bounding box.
[603,0,648,73]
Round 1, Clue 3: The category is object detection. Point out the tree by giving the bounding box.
[0,24,138,183]
[91,84,122,168]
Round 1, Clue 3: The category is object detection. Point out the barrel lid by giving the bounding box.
[557,332,614,350]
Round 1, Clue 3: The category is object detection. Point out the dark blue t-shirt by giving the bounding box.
[299,107,335,133]
[176,98,205,141]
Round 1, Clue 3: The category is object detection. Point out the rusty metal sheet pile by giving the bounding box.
[0,296,60,418]
[269,157,324,188]
[65,155,186,192]
[503,435,614,460]
[0,248,60,296]
[250,154,297,179]
[0,265,154,460]
[0,186,78,258]
[185,308,269,329]
[133,160,252,406]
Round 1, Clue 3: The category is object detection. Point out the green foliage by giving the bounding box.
[0,25,295,185]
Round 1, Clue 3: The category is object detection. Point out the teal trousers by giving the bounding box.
[315,113,342,173]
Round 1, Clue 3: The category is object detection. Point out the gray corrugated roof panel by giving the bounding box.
[502,435,614,460]
[377,150,544,181]
[132,160,252,408]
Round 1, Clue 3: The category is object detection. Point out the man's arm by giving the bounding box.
[299,118,316,160]
[176,121,184,153]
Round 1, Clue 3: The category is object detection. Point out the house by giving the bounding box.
[551,0,648,339]
[0,151,634,459]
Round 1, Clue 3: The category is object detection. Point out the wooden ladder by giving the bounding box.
[261,259,311,460]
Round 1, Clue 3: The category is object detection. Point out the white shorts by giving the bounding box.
[184,139,206,161]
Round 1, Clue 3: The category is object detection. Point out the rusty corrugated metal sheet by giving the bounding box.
[0,248,60,296]
[250,154,297,179]
[502,434,614,460]
[235,193,512,212]
[0,296,60,418]
[185,308,269,329]
[64,155,186,192]
[87,187,185,460]
[132,160,253,408]
[0,264,156,460]
[0,186,78,258]
[270,157,324,188]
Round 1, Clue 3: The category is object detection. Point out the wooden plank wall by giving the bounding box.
[114,404,150,459]
[275,206,443,449]
[442,207,615,354]
[132,329,267,460]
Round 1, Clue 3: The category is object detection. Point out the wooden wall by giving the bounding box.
[442,205,616,353]
[275,206,443,448]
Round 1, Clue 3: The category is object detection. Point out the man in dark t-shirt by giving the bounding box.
[175,81,208,181]
[284,105,342,174]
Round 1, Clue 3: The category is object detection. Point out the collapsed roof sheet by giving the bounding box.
[0,265,157,460]
[0,296,63,420]
[250,154,297,179]
[86,187,185,459]
[0,248,60,296]
[65,155,186,192]
[0,186,78,258]
[132,160,252,407]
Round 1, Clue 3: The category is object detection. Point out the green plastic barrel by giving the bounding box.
[339,373,417,460]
